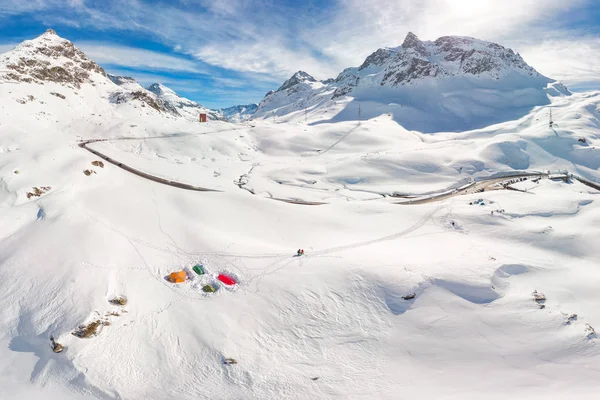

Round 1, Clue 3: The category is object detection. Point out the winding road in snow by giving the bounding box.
[396,173,548,205]
[79,140,221,192]
[78,137,596,205]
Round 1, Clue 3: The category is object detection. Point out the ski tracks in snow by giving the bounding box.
[309,203,447,256]
[317,122,361,156]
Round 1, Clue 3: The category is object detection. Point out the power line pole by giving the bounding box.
[358,102,361,124]
[549,107,553,128]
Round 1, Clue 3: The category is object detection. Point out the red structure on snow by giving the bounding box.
[217,274,236,286]
[199,113,207,123]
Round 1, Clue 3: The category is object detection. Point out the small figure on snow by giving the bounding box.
[296,249,305,256]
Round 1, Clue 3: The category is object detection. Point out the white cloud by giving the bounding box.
[3,0,598,91]
[193,40,338,80]
[172,0,597,83]
[76,42,205,73]
[520,37,600,88]
[211,76,250,88]
[309,0,590,70]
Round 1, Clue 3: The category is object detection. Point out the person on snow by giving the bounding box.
[297,249,302,256]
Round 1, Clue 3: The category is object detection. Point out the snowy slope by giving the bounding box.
[146,82,222,122]
[2,30,600,400]
[216,103,258,122]
[254,33,571,133]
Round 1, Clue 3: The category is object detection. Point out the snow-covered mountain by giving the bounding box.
[0,29,221,122]
[146,83,222,122]
[277,70,317,92]
[254,32,571,132]
[216,103,258,122]
[0,28,106,87]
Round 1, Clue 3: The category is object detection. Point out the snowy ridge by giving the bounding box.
[107,74,144,91]
[277,70,317,92]
[146,83,222,121]
[254,32,571,133]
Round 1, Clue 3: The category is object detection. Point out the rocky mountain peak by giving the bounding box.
[359,48,396,70]
[145,82,223,121]
[108,74,137,85]
[0,29,106,87]
[256,32,565,131]
[147,83,177,97]
[277,71,317,92]
[401,32,429,56]
[107,74,145,91]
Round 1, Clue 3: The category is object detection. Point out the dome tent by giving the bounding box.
[168,270,187,283]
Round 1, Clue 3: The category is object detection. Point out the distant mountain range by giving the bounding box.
[0,29,570,132]
[0,29,242,122]
[215,104,258,122]
[254,32,570,132]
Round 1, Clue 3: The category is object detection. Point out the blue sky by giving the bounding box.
[1,0,599,109]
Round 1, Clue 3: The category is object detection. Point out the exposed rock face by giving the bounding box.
[108,75,181,115]
[381,57,445,86]
[401,32,430,56]
[0,29,106,88]
[332,68,360,99]
[109,90,181,115]
[359,48,396,70]
[355,32,542,89]
[107,74,143,89]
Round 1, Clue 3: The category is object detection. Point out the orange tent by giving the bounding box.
[168,270,187,283]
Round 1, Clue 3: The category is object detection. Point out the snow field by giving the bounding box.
[1,76,600,399]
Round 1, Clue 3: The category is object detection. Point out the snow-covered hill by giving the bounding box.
[146,83,222,122]
[215,103,258,122]
[254,32,571,133]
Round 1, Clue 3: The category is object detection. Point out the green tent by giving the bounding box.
[202,284,216,293]
[193,264,205,275]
